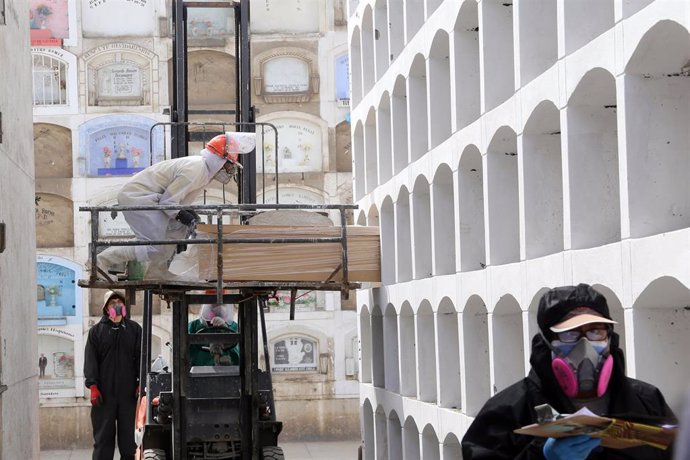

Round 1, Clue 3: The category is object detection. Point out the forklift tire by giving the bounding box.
[261,446,285,460]
[143,448,166,460]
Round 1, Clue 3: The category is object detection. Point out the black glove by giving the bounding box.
[175,209,199,226]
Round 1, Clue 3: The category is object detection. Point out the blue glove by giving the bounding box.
[543,435,601,460]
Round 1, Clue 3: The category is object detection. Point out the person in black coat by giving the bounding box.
[462,283,676,460]
[84,290,142,460]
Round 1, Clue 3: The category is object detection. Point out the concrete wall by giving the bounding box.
[0,1,40,458]
[349,0,690,455]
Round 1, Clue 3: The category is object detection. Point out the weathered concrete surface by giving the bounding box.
[40,398,359,449]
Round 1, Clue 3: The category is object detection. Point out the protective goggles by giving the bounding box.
[556,325,610,343]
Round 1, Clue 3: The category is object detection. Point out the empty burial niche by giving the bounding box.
[518,0,557,85]
[408,55,429,161]
[463,295,491,416]
[486,127,519,265]
[403,417,421,460]
[388,412,403,460]
[522,101,564,259]
[422,425,440,460]
[362,400,375,460]
[624,21,690,238]
[375,406,388,459]
[374,0,389,80]
[350,28,363,105]
[395,188,413,282]
[591,284,626,354]
[417,301,438,403]
[492,295,524,394]
[383,304,400,392]
[432,165,456,276]
[437,298,461,409]
[632,277,690,410]
[392,76,409,174]
[399,302,417,397]
[371,305,385,388]
[458,145,486,271]
[377,92,393,183]
[388,0,404,61]
[621,0,654,19]
[353,122,365,201]
[367,204,379,227]
[453,1,480,130]
[567,68,620,249]
[359,306,373,383]
[361,6,375,94]
[365,109,379,195]
[406,0,423,43]
[428,31,452,148]
[412,176,432,279]
[481,0,515,112]
[356,210,367,226]
[443,433,462,459]
[380,198,396,285]
[563,0,614,55]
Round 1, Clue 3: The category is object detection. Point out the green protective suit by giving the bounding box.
[188,318,240,366]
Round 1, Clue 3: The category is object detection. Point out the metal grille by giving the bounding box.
[32,53,68,106]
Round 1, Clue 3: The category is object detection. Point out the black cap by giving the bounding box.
[537,284,611,335]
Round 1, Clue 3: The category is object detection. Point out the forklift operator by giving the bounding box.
[188,304,240,367]
[96,134,244,280]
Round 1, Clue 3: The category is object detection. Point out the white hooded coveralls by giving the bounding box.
[117,149,227,264]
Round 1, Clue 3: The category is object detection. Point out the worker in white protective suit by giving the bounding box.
[97,133,252,279]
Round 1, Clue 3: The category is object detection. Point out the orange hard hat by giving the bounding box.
[206,134,241,164]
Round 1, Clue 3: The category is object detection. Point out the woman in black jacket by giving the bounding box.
[461,284,676,460]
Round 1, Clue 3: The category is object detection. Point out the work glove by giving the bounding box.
[543,435,601,460]
[210,316,226,327]
[90,385,103,407]
[175,209,199,227]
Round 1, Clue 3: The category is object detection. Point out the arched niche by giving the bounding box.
[463,295,490,416]
[359,305,373,383]
[367,204,380,227]
[371,305,385,388]
[522,100,564,258]
[437,298,461,408]
[486,126,519,265]
[253,47,319,103]
[518,0,557,85]
[357,210,367,226]
[388,0,404,62]
[417,301,437,402]
[405,0,423,43]
[362,399,375,460]
[453,1,480,130]
[567,68,620,249]
[624,21,690,238]
[458,145,486,271]
[408,55,429,161]
[32,47,79,115]
[365,108,379,194]
[395,187,413,282]
[392,76,409,174]
[412,176,432,279]
[34,123,72,178]
[374,0,390,80]
[375,405,388,459]
[350,27,363,105]
[378,92,393,183]
[187,50,236,109]
[403,417,421,460]
[422,424,440,460]
[632,277,690,409]
[591,284,626,354]
[563,0,614,54]
[481,0,515,111]
[35,193,74,248]
[383,303,400,392]
[443,433,462,460]
[380,197,396,285]
[492,294,524,393]
[388,411,403,460]
[432,164,456,275]
[428,30,451,148]
[335,120,353,173]
[361,6,375,93]
[354,121,365,200]
[399,302,417,397]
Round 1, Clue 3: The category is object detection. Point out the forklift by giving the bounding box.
[78,1,360,459]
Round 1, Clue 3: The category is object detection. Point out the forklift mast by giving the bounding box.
[170,0,256,205]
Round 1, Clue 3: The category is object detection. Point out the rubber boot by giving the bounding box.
[97,246,137,274]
